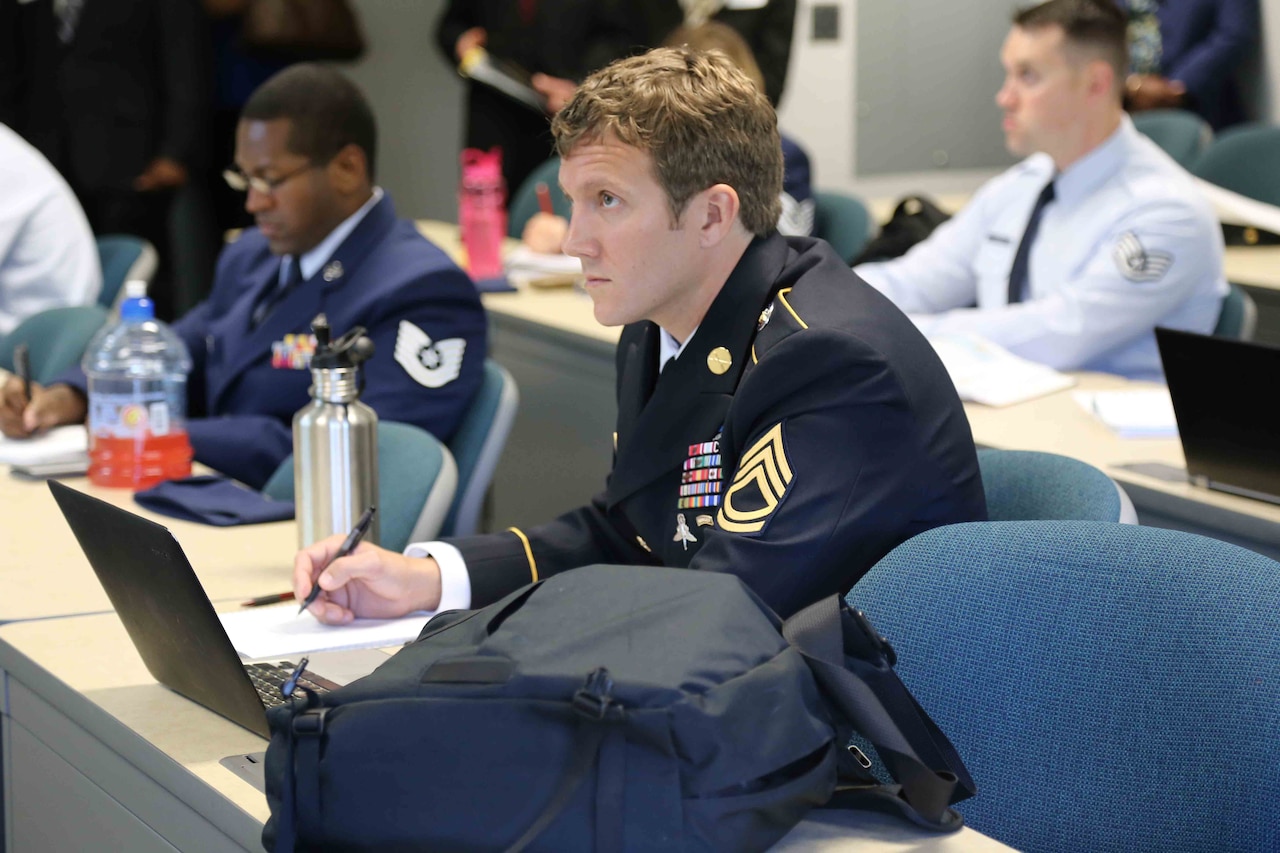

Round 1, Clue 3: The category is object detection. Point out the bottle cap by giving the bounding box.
[308,313,374,370]
[120,280,155,321]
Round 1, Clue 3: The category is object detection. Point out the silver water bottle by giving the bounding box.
[293,314,380,548]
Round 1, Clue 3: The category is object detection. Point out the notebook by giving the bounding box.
[48,480,389,738]
[1155,327,1280,504]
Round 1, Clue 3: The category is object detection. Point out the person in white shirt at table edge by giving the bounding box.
[855,0,1226,381]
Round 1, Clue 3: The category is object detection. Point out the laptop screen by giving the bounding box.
[1156,327,1280,503]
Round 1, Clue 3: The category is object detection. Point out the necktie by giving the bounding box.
[1007,180,1055,305]
[252,259,301,329]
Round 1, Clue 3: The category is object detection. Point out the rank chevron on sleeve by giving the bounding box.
[717,422,793,534]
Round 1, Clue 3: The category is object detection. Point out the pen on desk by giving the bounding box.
[14,342,31,403]
[298,505,377,615]
[241,591,295,608]
[535,182,554,216]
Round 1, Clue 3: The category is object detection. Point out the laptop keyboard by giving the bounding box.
[245,661,340,708]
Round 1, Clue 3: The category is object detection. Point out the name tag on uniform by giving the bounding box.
[272,334,316,369]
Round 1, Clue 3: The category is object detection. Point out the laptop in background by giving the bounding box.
[1155,327,1280,505]
[48,480,387,738]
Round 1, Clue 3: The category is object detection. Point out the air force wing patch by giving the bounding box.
[394,320,466,388]
[1112,232,1173,282]
[717,422,793,534]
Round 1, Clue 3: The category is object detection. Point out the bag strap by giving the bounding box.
[505,668,626,853]
[783,596,975,832]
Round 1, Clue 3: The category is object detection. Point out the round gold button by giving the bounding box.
[707,346,732,375]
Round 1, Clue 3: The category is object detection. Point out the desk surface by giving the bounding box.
[0,612,1014,851]
[0,469,298,621]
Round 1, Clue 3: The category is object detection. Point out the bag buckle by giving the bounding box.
[572,667,624,722]
[292,707,329,736]
[847,607,897,667]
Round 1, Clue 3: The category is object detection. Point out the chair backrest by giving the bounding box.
[0,304,110,384]
[812,190,872,264]
[1132,109,1212,170]
[848,521,1280,853]
[95,234,158,311]
[442,359,519,536]
[1213,282,1258,341]
[507,157,569,239]
[1192,123,1280,205]
[262,421,459,552]
[977,448,1137,523]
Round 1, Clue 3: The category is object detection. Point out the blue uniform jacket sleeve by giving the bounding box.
[1162,0,1258,105]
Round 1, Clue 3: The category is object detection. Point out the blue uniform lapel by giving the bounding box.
[206,195,399,411]
[606,234,789,507]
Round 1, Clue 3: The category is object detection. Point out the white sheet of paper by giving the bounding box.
[218,605,435,660]
[1073,389,1179,439]
[0,424,89,465]
[928,334,1076,407]
[504,246,583,276]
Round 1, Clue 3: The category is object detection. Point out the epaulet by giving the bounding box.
[749,286,809,366]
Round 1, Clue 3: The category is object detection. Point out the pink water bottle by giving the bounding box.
[458,147,507,282]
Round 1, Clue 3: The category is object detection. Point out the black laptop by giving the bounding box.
[48,480,385,738]
[1155,327,1280,504]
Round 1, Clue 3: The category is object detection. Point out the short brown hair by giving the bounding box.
[551,47,782,237]
[1014,0,1128,92]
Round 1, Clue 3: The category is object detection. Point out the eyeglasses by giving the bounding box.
[222,161,316,195]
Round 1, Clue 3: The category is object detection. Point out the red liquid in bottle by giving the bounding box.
[88,430,193,490]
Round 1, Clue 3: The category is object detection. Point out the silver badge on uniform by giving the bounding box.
[322,260,345,282]
[673,513,698,550]
[1112,232,1172,282]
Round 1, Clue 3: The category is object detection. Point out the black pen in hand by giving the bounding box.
[14,343,31,405]
[298,505,377,615]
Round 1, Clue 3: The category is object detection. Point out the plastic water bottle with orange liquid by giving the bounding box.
[83,280,193,489]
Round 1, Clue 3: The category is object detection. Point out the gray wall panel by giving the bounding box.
[855,0,1016,175]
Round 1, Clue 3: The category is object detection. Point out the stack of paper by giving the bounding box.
[928,334,1076,407]
[0,425,89,472]
[218,605,435,660]
[1073,389,1179,439]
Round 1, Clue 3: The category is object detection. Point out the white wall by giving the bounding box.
[342,0,464,221]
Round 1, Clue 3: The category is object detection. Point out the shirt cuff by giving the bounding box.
[404,540,472,611]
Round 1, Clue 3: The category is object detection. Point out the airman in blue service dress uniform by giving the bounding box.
[143,193,484,489]
[293,47,985,623]
[45,193,485,491]
[453,232,986,616]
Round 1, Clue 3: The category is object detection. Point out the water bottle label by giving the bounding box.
[149,401,171,435]
[89,392,170,437]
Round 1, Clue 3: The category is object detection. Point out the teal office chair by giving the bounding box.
[1192,123,1280,205]
[1132,109,1212,170]
[442,359,519,536]
[263,421,458,553]
[977,448,1138,523]
[507,158,569,239]
[1213,282,1257,340]
[848,521,1280,853]
[813,190,873,264]
[95,234,158,312]
[0,305,110,384]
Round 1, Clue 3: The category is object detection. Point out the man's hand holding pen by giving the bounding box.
[0,377,86,438]
[293,535,443,625]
